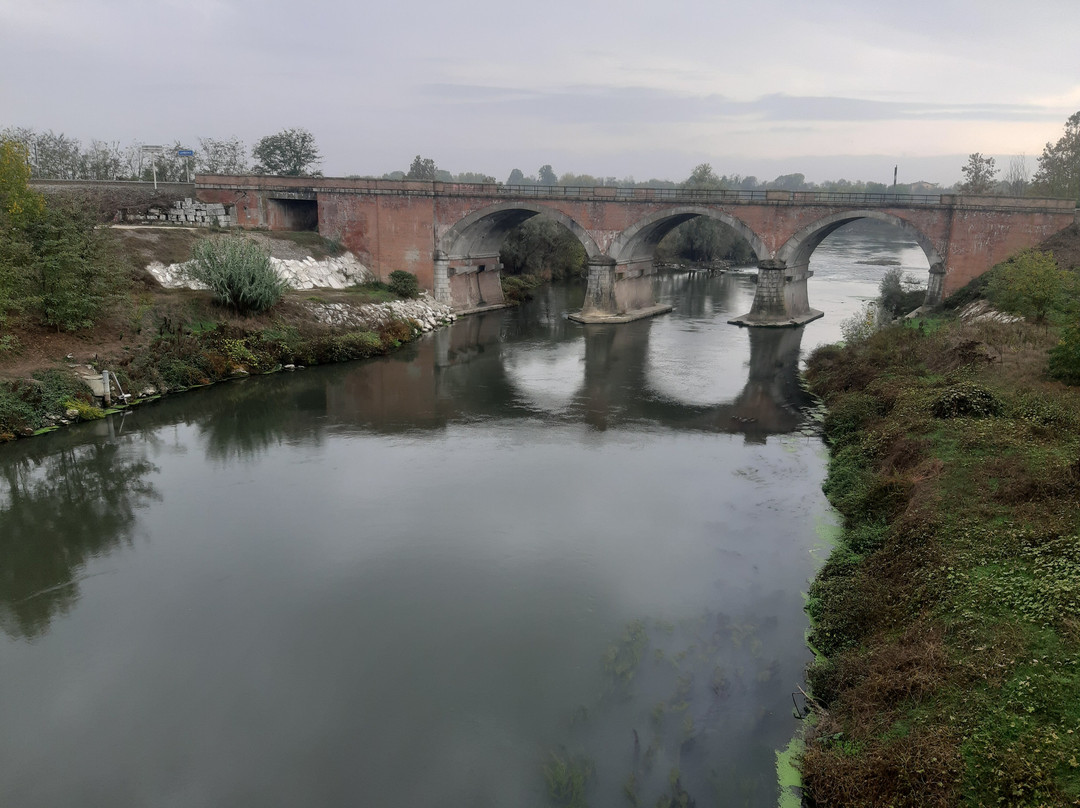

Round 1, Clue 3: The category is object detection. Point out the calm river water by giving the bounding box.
[0,221,928,807]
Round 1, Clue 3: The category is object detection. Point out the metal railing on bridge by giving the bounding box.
[489,184,943,205]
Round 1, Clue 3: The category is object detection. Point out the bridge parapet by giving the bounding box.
[197,175,1075,213]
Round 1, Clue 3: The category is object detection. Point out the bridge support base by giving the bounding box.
[446,258,508,315]
[729,260,824,328]
[569,304,673,324]
[571,256,672,323]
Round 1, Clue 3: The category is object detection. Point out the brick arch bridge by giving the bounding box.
[197,175,1076,326]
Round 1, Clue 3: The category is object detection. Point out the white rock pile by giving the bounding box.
[146,252,375,290]
[301,296,455,333]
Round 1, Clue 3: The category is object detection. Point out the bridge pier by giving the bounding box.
[569,256,673,324]
[433,254,451,305]
[728,260,823,328]
[925,262,946,308]
[445,255,507,314]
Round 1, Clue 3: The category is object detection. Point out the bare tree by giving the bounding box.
[1004,154,1029,196]
[196,137,249,175]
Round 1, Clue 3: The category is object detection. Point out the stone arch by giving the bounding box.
[776,209,944,270]
[438,201,601,260]
[607,206,770,265]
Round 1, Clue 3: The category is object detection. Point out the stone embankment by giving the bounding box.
[147,252,375,291]
[301,297,455,334]
[124,198,234,227]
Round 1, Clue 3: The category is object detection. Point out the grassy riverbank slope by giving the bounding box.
[801,231,1080,806]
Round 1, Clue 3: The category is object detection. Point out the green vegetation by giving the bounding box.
[251,128,321,177]
[542,753,594,808]
[0,369,101,438]
[186,236,289,314]
[500,273,544,304]
[800,240,1080,805]
[500,217,587,281]
[1,136,128,332]
[878,267,926,318]
[387,269,419,299]
[987,249,1074,325]
[1033,111,1080,201]
[957,153,998,194]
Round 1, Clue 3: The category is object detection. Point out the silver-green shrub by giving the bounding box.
[186,237,288,313]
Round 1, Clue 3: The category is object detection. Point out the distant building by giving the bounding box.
[909,181,940,193]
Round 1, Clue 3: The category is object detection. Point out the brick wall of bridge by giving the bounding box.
[197,175,1076,303]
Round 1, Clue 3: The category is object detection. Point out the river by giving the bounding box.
[0,221,929,807]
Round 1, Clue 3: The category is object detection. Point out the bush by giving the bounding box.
[186,237,288,313]
[1049,325,1080,385]
[930,383,1001,418]
[387,270,419,299]
[879,268,925,317]
[840,302,881,344]
[501,273,543,304]
[985,249,1069,324]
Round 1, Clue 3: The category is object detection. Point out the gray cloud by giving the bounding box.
[421,84,1067,125]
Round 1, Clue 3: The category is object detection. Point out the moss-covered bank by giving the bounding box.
[800,310,1080,806]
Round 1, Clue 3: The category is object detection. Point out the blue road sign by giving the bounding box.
[176,149,194,156]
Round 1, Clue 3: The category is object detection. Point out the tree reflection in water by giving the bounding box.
[0,436,159,639]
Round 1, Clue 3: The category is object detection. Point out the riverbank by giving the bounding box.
[800,290,1080,801]
[0,228,455,440]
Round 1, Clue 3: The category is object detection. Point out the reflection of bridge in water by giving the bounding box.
[326,297,811,442]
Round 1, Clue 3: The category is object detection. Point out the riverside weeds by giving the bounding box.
[801,314,1080,807]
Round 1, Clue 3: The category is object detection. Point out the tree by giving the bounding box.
[682,163,723,190]
[406,155,437,180]
[770,173,807,190]
[506,168,535,185]
[1003,154,1029,197]
[1032,111,1080,200]
[986,249,1069,324]
[0,138,44,224]
[958,153,998,194]
[252,128,322,176]
[538,164,557,185]
[25,198,127,330]
[453,171,496,184]
[80,140,125,180]
[0,137,43,327]
[196,137,249,175]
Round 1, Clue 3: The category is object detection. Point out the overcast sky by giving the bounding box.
[2,0,1078,185]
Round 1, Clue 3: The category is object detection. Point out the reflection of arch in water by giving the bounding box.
[435,203,600,311]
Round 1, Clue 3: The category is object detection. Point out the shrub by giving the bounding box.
[1049,325,1080,385]
[840,302,880,344]
[501,273,543,304]
[930,383,1001,418]
[387,270,419,299]
[186,236,288,313]
[879,268,925,317]
[986,249,1068,324]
